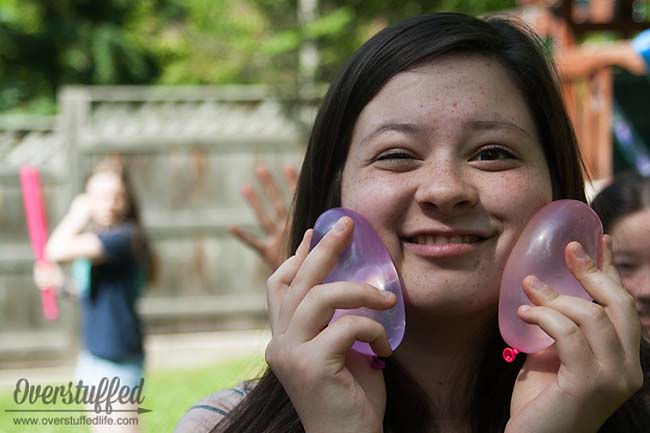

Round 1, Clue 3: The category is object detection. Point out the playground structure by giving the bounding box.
[517,0,650,180]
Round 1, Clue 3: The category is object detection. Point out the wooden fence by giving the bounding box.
[0,85,315,367]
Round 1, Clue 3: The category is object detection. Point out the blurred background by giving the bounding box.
[0,1,649,431]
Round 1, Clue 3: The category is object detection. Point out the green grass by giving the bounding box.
[0,355,266,433]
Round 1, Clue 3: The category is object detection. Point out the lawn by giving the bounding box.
[0,355,266,433]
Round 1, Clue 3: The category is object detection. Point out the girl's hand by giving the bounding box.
[506,234,643,433]
[229,163,298,270]
[33,261,64,293]
[264,217,396,433]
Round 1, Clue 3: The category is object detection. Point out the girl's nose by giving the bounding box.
[414,161,479,216]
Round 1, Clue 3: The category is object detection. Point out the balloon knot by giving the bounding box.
[502,347,519,363]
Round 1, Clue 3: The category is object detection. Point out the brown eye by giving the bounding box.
[475,146,516,161]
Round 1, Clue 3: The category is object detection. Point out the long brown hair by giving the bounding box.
[86,157,158,287]
[216,13,650,433]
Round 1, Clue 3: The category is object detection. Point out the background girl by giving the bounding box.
[34,157,155,433]
[592,172,650,334]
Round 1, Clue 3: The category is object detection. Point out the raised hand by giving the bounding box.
[506,235,643,433]
[265,217,396,433]
[229,163,299,270]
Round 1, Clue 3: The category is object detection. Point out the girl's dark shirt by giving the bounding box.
[81,222,144,361]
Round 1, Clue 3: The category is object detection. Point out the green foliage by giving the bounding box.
[0,0,165,113]
[0,0,516,114]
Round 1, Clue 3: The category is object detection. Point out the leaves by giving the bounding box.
[0,0,515,114]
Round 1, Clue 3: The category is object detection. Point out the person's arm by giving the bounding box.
[555,40,647,81]
[174,381,254,433]
[44,194,104,263]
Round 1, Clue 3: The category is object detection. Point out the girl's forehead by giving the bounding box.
[611,209,650,248]
[352,54,537,142]
[87,172,124,192]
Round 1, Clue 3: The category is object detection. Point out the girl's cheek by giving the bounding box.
[343,174,412,216]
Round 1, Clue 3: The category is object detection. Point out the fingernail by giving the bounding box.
[371,356,386,370]
[573,242,588,261]
[380,290,395,300]
[519,305,531,313]
[334,217,347,233]
[528,276,546,291]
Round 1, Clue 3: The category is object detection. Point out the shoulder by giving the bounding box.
[100,222,141,240]
[173,380,256,433]
[97,222,143,260]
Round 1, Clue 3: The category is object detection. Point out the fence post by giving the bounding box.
[58,87,91,206]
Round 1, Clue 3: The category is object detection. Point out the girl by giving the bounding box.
[34,158,154,433]
[177,13,650,433]
[592,172,650,334]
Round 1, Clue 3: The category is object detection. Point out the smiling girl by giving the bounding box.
[176,12,650,433]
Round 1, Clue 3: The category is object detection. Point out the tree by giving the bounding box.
[0,0,516,114]
[0,0,170,113]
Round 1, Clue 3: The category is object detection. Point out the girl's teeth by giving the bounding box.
[416,235,480,244]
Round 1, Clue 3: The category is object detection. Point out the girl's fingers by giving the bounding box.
[267,230,313,333]
[288,282,396,342]
[522,276,623,366]
[241,184,275,234]
[597,235,623,285]
[277,217,354,334]
[229,225,265,253]
[294,229,313,258]
[256,165,289,220]
[565,241,641,358]
[309,314,392,358]
[283,164,299,193]
[518,303,594,371]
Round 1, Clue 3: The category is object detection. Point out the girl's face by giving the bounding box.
[340,55,553,324]
[86,171,129,228]
[610,208,650,330]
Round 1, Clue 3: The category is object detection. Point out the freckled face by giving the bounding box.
[340,55,553,322]
[610,209,650,331]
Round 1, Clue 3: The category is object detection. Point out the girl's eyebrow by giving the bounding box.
[359,122,419,146]
[466,120,532,138]
[358,119,532,147]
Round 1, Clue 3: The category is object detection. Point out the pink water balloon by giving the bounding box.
[310,208,406,357]
[499,200,603,359]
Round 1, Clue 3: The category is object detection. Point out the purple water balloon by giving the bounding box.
[310,208,406,357]
[499,200,603,359]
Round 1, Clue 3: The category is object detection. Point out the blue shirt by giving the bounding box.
[80,222,145,361]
